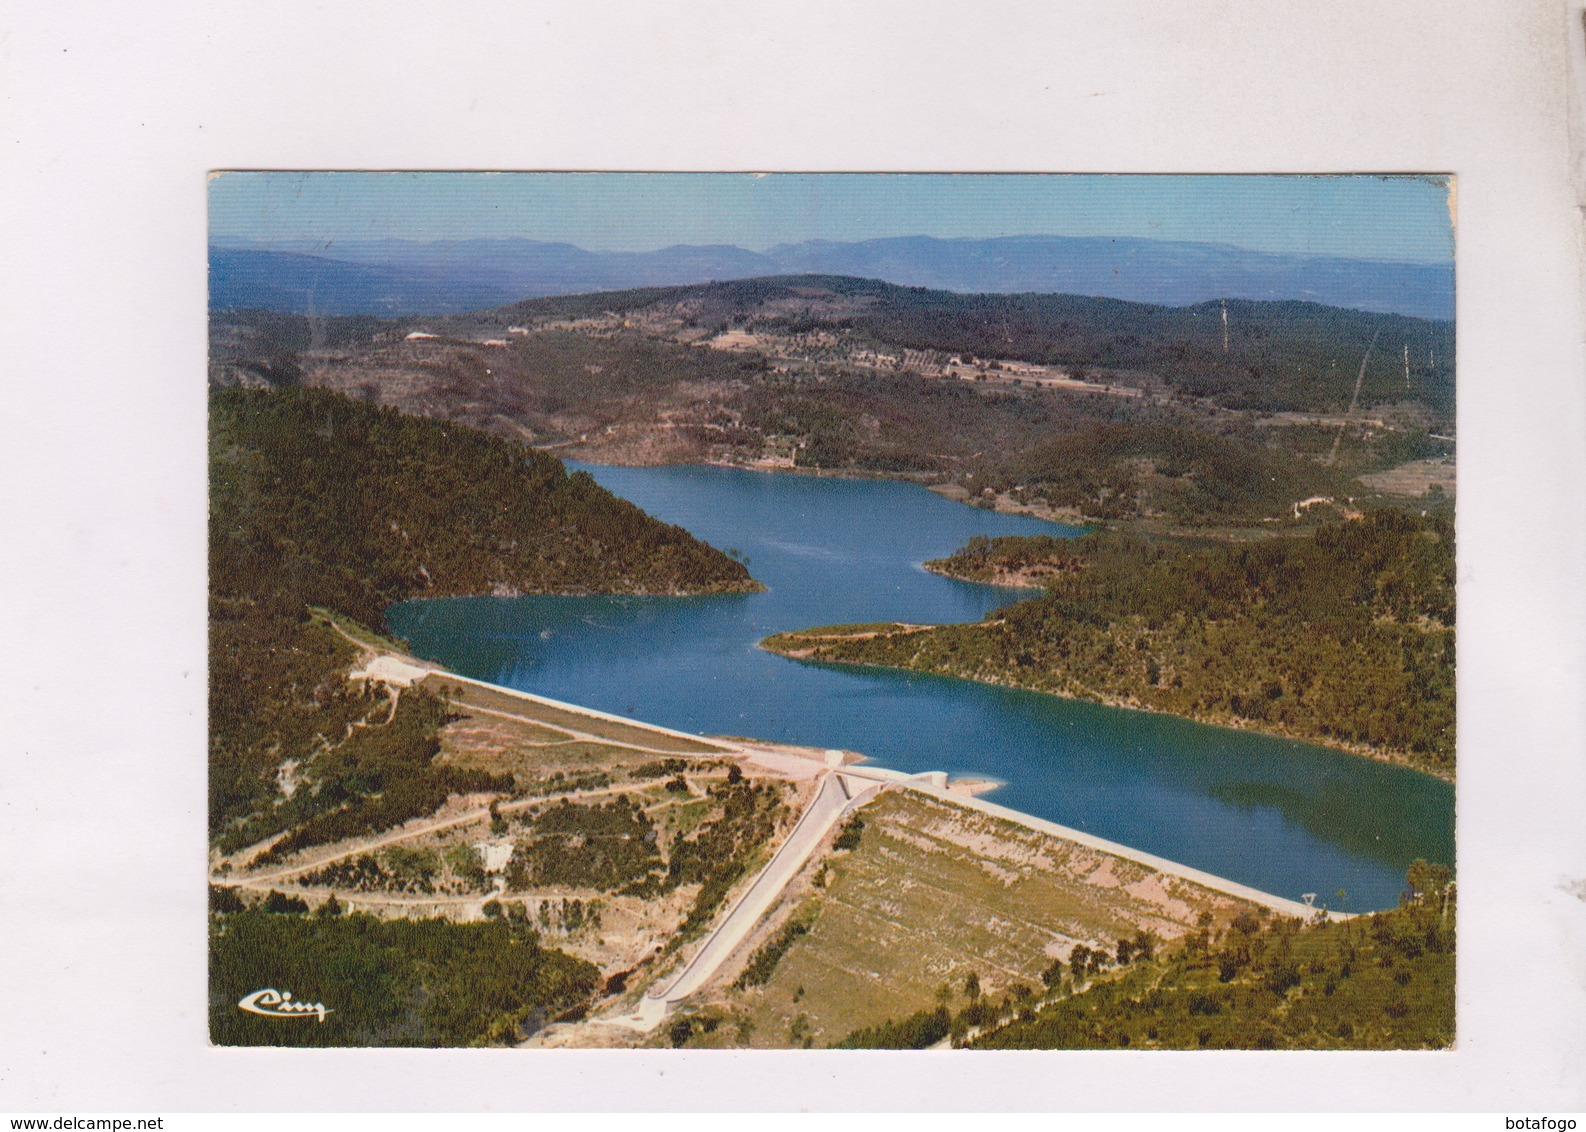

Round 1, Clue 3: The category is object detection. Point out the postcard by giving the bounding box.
[205,171,1458,1053]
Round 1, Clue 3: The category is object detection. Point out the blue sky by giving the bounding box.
[209,172,1454,264]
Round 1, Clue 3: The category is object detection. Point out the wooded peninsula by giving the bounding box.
[765,508,1454,778]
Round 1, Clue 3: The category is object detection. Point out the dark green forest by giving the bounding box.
[209,309,391,387]
[208,386,757,851]
[767,508,1454,775]
[209,907,600,1046]
[206,387,779,1047]
[969,420,1359,523]
[735,371,1414,519]
[857,290,1453,417]
[835,1006,953,1050]
[211,385,757,628]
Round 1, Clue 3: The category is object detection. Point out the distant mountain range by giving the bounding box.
[210,234,1454,320]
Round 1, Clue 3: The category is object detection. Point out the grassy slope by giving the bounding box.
[692,791,1258,1049]
[968,872,1454,1050]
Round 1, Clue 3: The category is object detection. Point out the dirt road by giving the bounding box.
[212,781,637,888]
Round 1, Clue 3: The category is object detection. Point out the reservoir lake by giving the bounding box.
[388,461,1454,911]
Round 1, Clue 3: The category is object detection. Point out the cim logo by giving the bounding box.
[238,987,333,1023]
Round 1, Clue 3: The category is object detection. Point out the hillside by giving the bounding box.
[211,385,758,623]
[962,420,1364,524]
[765,508,1455,776]
[966,863,1454,1050]
[209,386,758,850]
[211,273,1453,531]
[216,274,1455,420]
[469,275,1453,417]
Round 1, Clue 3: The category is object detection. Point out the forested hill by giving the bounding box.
[208,386,756,850]
[211,386,759,627]
[765,509,1455,776]
[967,864,1454,1050]
[477,275,1454,417]
[968,421,1362,525]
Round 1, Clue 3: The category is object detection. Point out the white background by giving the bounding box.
[2,0,1583,1113]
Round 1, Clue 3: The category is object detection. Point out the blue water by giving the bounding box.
[388,462,1454,910]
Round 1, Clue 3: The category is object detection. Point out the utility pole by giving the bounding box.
[1403,342,1410,392]
[1221,299,1229,353]
[1327,326,1384,467]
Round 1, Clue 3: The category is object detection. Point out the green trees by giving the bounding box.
[845,287,1454,418]
[506,798,662,892]
[977,422,1359,525]
[835,1005,951,1049]
[471,782,788,948]
[211,385,759,630]
[244,688,514,862]
[208,384,762,856]
[444,844,488,889]
[969,865,1455,1050]
[775,509,1455,774]
[831,815,865,851]
[261,890,309,914]
[208,885,244,914]
[1040,957,1064,989]
[209,909,600,1047]
[734,914,815,990]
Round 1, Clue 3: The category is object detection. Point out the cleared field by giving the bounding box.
[440,713,579,749]
[1360,456,1455,497]
[420,674,728,754]
[439,714,660,781]
[713,790,1261,1047]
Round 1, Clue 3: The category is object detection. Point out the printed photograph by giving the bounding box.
[206,172,1455,1049]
